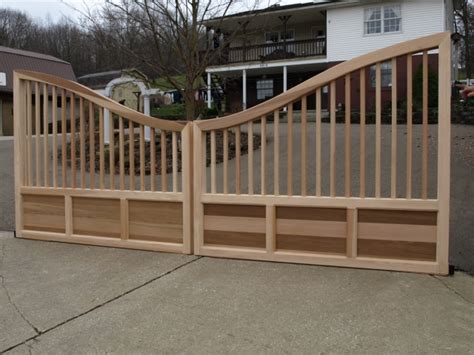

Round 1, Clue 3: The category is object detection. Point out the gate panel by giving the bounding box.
[194,32,451,274]
[14,71,193,254]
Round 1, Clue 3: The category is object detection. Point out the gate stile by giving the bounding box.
[193,32,451,274]
[14,71,193,254]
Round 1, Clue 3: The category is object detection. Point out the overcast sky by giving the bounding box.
[1,0,107,22]
[0,0,302,23]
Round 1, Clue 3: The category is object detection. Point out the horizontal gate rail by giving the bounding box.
[14,70,193,254]
[194,32,451,274]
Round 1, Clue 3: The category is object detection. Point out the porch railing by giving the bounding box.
[208,38,326,65]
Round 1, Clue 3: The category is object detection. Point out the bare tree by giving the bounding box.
[86,0,261,121]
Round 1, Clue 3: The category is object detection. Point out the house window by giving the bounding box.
[256,79,274,100]
[364,5,401,35]
[280,30,295,41]
[370,62,392,88]
[264,30,295,43]
[265,32,279,43]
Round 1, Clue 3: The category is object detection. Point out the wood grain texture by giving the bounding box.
[358,209,437,225]
[277,235,346,255]
[276,219,346,238]
[23,194,65,233]
[358,239,436,261]
[73,197,121,238]
[358,223,436,243]
[204,215,265,234]
[204,230,266,248]
[204,204,266,218]
[129,200,183,243]
[276,206,346,221]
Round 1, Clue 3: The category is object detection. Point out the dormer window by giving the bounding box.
[364,5,401,35]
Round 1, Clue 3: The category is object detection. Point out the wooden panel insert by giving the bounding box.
[276,206,347,255]
[23,194,65,233]
[73,197,120,238]
[129,200,183,243]
[204,204,266,248]
[358,209,437,261]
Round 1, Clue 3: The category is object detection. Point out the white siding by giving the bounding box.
[326,0,446,62]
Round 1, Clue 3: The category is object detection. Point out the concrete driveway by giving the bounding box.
[1,231,473,354]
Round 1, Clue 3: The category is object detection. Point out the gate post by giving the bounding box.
[436,33,451,275]
[193,123,204,255]
[13,73,26,235]
[182,122,194,254]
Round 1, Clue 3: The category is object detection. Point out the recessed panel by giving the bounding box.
[129,200,183,243]
[358,209,437,261]
[23,194,65,233]
[276,206,347,255]
[204,204,266,248]
[73,197,120,238]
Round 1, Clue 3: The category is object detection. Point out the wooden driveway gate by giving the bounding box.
[14,33,451,274]
[14,71,193,254]
[193,32,451,274]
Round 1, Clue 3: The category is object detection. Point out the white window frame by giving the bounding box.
[364,4,402,36]
[369,62,392,88]
[256,79,274,100]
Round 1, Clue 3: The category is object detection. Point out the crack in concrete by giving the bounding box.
[0,241,41,339]
[0,274,41,336]
[1,256,203,354]
[432,275,474,306]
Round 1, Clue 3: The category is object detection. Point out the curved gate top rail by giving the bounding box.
[15,70,185,132]
[196,32,450,131]
[193,32,451,274]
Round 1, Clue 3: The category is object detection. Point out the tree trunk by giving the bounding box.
[184,87,196,121]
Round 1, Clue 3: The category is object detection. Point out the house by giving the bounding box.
[0,46,76,136]
[203,0,455,113]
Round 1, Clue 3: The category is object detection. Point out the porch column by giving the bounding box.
[242,69,247,110]
[207,72,212,109]
[104,108,110,144]
[143,94,151,141]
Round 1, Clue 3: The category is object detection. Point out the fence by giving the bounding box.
[14,32,451,274]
